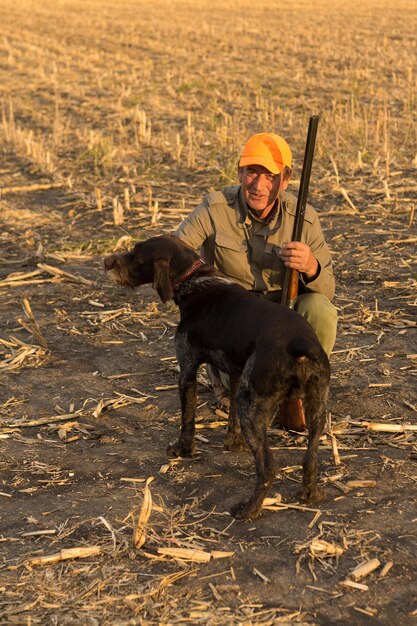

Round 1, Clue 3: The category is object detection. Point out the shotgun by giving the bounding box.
[281,115,320,309]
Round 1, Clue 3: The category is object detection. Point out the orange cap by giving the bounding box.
[239,132,292,174]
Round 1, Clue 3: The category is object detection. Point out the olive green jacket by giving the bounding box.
[175,185,335,301]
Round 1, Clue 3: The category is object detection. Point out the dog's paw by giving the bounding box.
[230,500,261,520]
[224,433,250,453]
[166,441,194,458]
[299,487,324,505]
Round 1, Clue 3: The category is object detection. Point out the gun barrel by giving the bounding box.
[281,116,319,308]
[292,115,320,242]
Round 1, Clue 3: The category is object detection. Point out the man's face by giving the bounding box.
[238,164,288,214]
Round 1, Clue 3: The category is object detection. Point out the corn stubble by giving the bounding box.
[0,0,415,226]
[0,0,415,624]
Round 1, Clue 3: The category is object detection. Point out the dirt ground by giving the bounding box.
[1,0,417,623]
[0,147,416,625]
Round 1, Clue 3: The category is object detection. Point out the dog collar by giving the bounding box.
[173,258,206,289]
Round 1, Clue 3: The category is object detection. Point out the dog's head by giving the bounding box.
[104,235,198,303]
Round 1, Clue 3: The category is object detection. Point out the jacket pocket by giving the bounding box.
[214,231,248,281]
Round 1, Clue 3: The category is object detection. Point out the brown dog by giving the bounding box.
[105,235,330,519]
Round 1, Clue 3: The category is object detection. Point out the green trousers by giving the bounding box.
[293,293,338,356]
[262,290,337,356]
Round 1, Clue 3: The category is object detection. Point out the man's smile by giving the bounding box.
[248,192,268,201]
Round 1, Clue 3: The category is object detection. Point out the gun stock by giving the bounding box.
[281,115,319,308]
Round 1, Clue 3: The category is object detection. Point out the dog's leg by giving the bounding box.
[230,387,276,519]
[300,382,327,504]
[225,374,249,452]
[166,365,198,458]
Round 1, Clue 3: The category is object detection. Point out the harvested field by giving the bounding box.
[0,0,416,624]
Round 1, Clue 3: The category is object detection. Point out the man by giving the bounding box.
[175,132,337,429]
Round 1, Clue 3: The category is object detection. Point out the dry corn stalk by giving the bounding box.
[159,459,182,474]
[5,411,82,428]
[263,501,322,513]
[210,551,235,559]
[263,495,283,506]
[340,579,369,591]
[92,393,150,418]
[379,561,394,577]
[27,545,101,566]
[17,298,47,348]
[347,480,377,488]
[151,200,160,224]
[338,186,357,211]
[326,413,340,466]
[0,336,47,371]
[195,421,228,430]
[156,547,233,562]
[0,182,63,195]
[95,187,103,211]
[309,539,344,558]
[113,235,133,251]
[37,263,93,286]
[0,269,43,288]
[349,558,381,581]
[124,187,130,212]
[124,569,195,602]
[253,567,270,583]
[366,422,417,433]
[132,476,154,549]
[330,156,357,211]
[113,197,124,225]
[157,547,211,562]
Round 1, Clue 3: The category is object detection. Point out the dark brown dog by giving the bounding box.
[104,235,330,519]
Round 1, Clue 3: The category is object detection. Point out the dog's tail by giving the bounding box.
[287,336,330,390]
[287,336,322,363]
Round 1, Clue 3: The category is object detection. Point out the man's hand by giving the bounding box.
[279,242,319,279]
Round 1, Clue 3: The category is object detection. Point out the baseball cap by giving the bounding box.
[239,132,292,174]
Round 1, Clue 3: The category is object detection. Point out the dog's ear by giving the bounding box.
[104,254,118,271]
[153,259,173,302]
